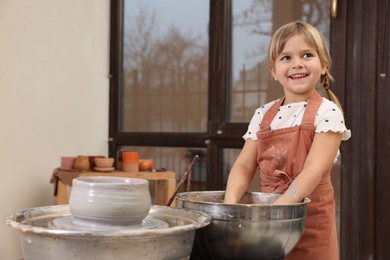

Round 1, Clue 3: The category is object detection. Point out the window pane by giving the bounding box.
[122,0,209,132]
[230,0,330,123]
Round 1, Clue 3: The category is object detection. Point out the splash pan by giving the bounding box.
[5,205,210,260]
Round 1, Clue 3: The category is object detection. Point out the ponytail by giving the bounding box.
[321,74,343,113]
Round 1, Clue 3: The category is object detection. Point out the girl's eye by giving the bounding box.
[303,53,314,58]
[280,55,290,61]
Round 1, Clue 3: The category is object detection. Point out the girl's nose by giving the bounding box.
[292,60,304,69]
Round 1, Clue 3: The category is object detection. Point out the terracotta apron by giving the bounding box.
[256,91,338,260]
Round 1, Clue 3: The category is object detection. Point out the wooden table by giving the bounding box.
[55,171,177,206]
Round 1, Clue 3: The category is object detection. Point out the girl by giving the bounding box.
[224,21,351,259]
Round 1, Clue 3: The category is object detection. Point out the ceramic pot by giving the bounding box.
[73,156,90,171]
[94,157,114,168]
[139,159,153,171]
[89,155,105,168]
[61,157,75,169]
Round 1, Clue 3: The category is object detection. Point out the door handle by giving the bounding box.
[331,0,338,17]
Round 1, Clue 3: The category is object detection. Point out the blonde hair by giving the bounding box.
[268,21,343,111]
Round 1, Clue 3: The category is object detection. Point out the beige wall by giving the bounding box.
[0,1,110,258]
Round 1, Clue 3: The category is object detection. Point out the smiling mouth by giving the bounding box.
[289,73,308,79]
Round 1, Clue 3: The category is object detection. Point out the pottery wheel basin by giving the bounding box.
[5,205,211,260]
[175,191,310,260]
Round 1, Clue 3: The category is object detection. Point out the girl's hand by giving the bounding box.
[273,131,342,205]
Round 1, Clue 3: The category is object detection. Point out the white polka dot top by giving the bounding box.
[243,97,351,141]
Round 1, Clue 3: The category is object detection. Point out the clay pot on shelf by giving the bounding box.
[139,159,153,171]
[89,155,105,168]
[60,156,76,169]
[122,151,139,172]
[73,156,90,171]
[94,157,115,168]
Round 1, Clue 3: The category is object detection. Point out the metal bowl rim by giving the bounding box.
[175,190,311,207]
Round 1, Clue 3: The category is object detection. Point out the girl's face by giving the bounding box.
[270,34,327,104]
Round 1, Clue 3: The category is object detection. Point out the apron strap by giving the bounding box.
[301,91,322,127]
[260,97,285,130]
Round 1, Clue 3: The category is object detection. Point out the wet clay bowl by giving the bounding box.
[69,176,151,225]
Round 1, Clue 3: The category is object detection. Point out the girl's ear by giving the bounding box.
[269,66,278,81]
[321,63,328,75]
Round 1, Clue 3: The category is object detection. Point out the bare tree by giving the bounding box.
[123,2,157,73]
[233,0,273,36]
[153,26,207,90]
[122,3,208,132]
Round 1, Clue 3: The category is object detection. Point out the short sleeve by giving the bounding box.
[315,99,351,141]
[242,108,262,140]
[242,100,278,140]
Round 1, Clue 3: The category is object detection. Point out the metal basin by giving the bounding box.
[5,205,211,260]
[176,191,310,260]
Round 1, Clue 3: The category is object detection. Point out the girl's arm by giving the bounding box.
[273,131,342,205]
[224,139,258,204]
